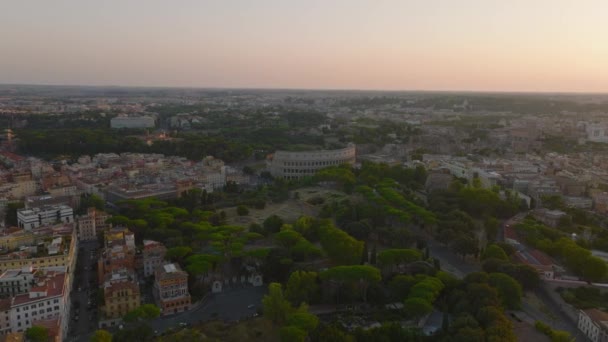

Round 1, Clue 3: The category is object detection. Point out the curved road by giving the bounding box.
[72,286,267,342]
[422,217,582,341]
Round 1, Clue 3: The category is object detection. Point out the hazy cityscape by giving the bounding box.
[1,1,608,342]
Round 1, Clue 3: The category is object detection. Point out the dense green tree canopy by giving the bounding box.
[481,244,509,261]
[263,283,293,325]
[488,273,522,309]
[123,304,161,322]
[25,326,49,342]
[320,265,381,303]
[286,311,319,333]
[90,329,113,342]
[404,297,433,318]
[318,221,364,265]
[285,271,319,306]
[377,249,422,266]
[279,326,307,342]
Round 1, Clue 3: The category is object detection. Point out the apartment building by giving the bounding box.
[0,230,34,251]
[102,270,140,320]
[0,298,11,335]
[142,240,166,278]
[0,266,67,299]
[9,270,69,339]
[0,233,76,274]
[0,267,36,297]
[578,308,608,342]
[154,263,190,315]
[98,228,140,327]
[76,207,111,241]
[17,205,73,230]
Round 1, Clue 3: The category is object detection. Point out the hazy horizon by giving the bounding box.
[3,82,608,97]
[2,1,607,93]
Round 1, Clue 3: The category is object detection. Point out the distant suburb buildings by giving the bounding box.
[110,115,156,129]
[585,123,608,143]
[267,143,356,179]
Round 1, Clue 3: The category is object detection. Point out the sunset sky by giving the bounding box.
[1,0,607,92]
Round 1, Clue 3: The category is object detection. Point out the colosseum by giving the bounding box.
[267,143,356,179]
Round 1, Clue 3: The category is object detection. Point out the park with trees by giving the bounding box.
[81,159,588,341]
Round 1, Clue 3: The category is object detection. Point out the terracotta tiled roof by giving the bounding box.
[31,318,61,341]
[105,280,139,294]
[11,272,65,306]
[584,308,608,324]
[0,298,11,311]
[528,249,554,266]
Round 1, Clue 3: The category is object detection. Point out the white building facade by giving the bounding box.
[0,267,36,297]
[578,309,608,342]
[17,205,74,230]
[586,123,608,143]
[9,271,69,338]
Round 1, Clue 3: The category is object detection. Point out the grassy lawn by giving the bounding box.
[557,287,608,310]
[224,198,315,226]
[224,187,348,226]
[195,318,280,342]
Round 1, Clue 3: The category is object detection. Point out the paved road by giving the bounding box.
[535,284,583,340]
[416,228,480,279]
[421,216,583,341]
[151,286,267,334]
[69,241,100,337]
[72,285,267,341]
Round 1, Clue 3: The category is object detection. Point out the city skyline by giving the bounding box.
[1,0,608,93]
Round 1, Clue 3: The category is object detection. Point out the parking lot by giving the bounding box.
[149,285,267,335]
[71,278,267,341]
